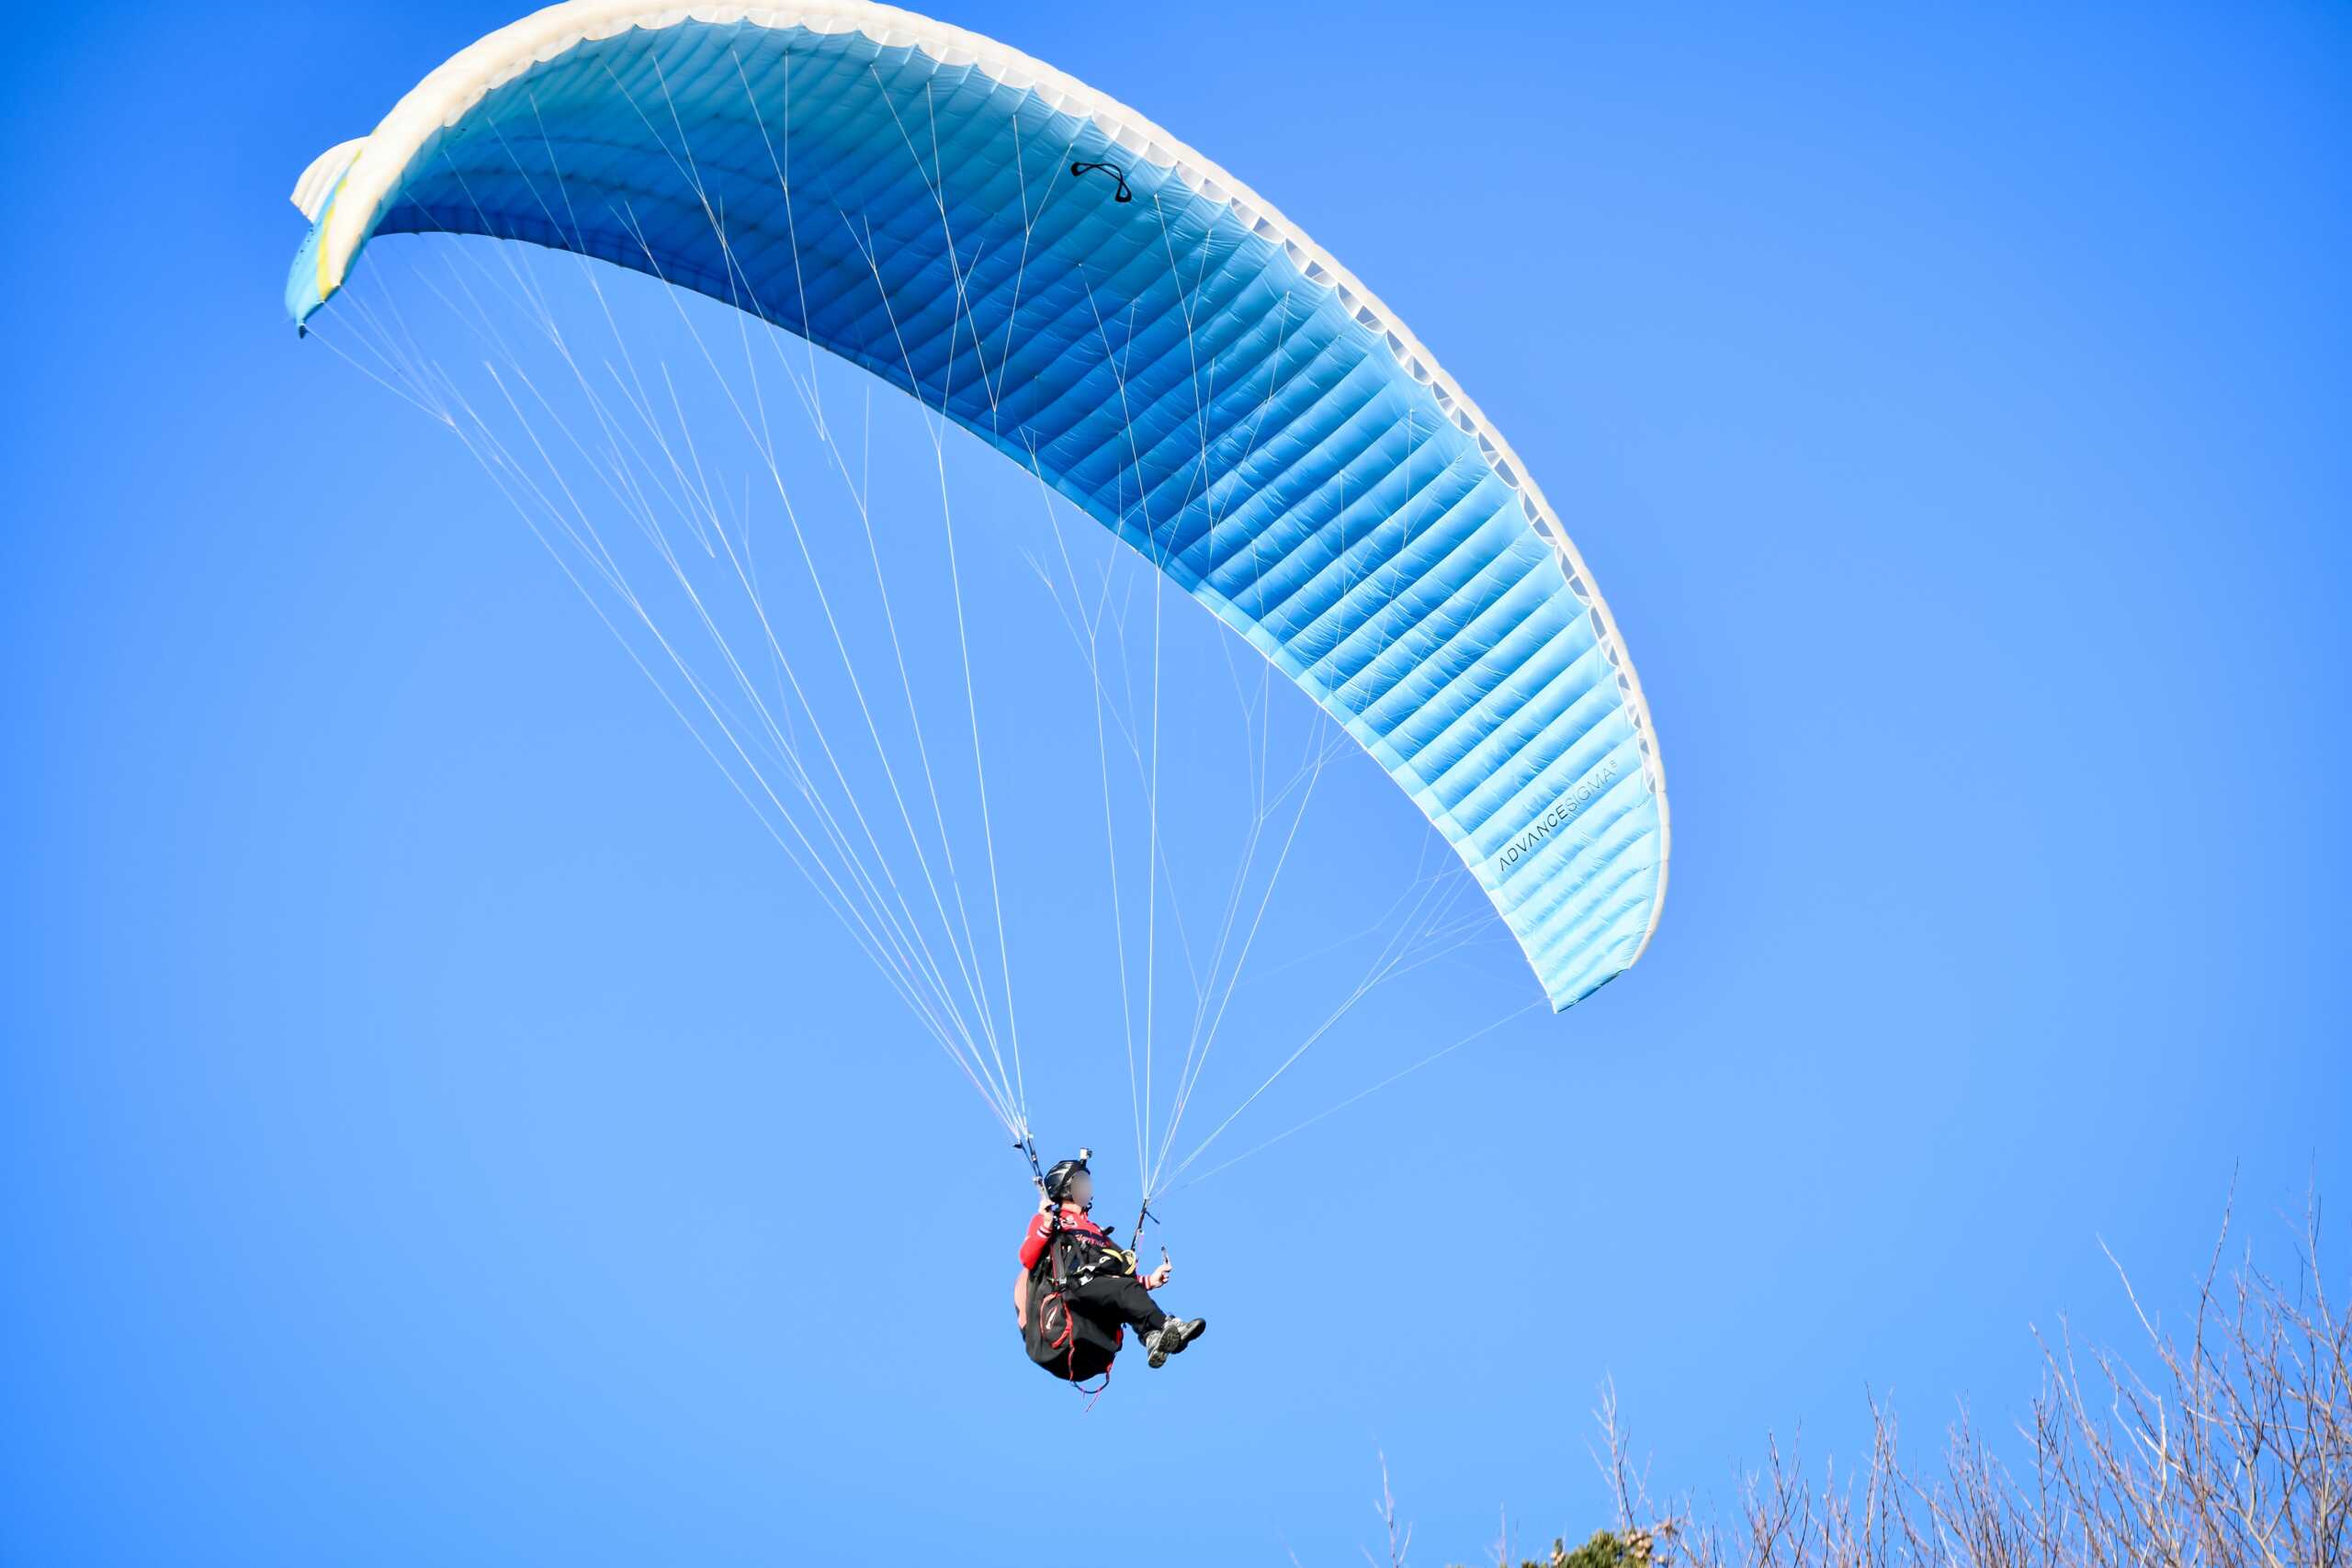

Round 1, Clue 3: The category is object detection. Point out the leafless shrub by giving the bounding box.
[1371,1450,1414,1568]
[1461,1190,2348,1568]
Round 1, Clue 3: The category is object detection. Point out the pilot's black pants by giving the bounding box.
[1067,1273,1168,1336]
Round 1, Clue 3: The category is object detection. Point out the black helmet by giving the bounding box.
[1042,1154,1091,1204]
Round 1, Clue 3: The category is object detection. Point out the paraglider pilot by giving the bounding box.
[1017,1154,1205,1375]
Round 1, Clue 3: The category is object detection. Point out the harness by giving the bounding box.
[1022,1208,1122,1392]
[1044,1215,1135,1288]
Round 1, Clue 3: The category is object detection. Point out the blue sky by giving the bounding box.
[4,1,2347,1562]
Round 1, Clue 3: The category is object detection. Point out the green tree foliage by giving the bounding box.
[1477,1529,1656,1568]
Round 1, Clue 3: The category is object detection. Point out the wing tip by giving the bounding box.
[286,139,366,325]
[291,137,368,220]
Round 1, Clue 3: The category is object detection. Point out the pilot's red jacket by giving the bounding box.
[1018,1204,1120,1272]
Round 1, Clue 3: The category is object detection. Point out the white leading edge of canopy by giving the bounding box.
[289,0,1673,971]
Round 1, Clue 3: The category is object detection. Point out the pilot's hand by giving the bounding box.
[1036,1195,1056,1217]
[1144,1262,1173,1290]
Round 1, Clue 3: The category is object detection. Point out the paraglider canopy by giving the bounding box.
[284,0,1668,1013]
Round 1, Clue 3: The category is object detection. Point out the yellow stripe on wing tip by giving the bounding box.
[314,186,343,304]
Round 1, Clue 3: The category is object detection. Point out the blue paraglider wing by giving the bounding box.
[288,2,1669,1009]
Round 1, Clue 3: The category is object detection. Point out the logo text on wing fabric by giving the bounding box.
[1494,759,1621,877]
